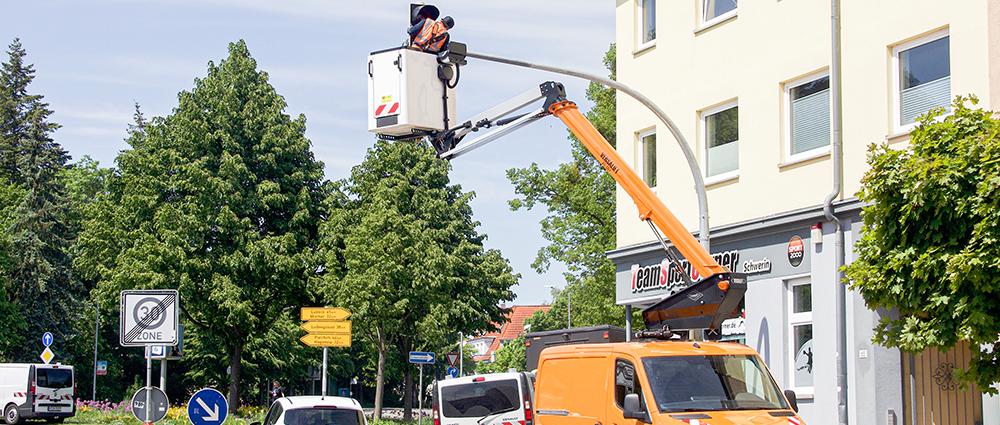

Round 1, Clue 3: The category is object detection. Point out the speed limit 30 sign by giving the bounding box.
[120,290,179,347]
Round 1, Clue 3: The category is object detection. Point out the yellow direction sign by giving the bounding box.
[301,321,351,334]
[300,333,351,348]
[301,307,351,321]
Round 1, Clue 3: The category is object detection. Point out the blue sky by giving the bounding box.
[2,0,615,305]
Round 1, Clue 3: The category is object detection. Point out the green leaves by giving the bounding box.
[846,95,1000,393]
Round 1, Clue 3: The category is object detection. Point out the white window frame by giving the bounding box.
[636,128,657,189]
[786,277,814,396]
[783,71,832,164]
[636,0,656,52]
[699,0,737,30]
[700,100,739,184]
[891,28,950,135]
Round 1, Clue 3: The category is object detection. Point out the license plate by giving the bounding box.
[47,407,62,412]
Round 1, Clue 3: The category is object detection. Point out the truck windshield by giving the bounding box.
[283,408,363,425]
[440,379,520,418]
[36,368,73,388]
[642,355,787,413]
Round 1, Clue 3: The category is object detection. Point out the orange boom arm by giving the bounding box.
[548,100,727,279]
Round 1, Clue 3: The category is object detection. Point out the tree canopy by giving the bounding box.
[845,96,1000,393]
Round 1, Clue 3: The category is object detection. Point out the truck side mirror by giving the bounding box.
[783,389,798,412]
[623,393,647,421]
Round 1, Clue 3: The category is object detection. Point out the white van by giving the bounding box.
[0,364,76,424]
[433,373,534,425]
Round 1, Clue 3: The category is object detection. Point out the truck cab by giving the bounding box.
[533,342,802,425]
[0,363,76,424]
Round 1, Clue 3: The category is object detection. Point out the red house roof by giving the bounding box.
[472,305,550,362]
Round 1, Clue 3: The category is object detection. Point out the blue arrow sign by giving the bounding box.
[447,366,459,378]
[42,332,53,347]
[188,388,228,425]
[408,351,435,364]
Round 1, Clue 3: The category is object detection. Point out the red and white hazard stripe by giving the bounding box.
[788,416,803,425]
[683,420,701,425]
[374,102,400,118]
[13,392,25,397]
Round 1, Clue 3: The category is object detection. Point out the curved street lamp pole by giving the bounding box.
[464,51,712,251]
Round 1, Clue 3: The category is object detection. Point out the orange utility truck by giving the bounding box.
[368,35,805,424]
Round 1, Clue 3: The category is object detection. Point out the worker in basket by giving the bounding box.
[409,14,454,53]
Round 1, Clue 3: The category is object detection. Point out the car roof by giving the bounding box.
[541,341,759,357]
[437,372,524,387]
[276,396,363,411]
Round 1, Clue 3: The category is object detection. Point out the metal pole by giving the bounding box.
[145,351,152,424]
[624,304,632,342]
[567,292,571,328]
[458,332,464,376]
[464,51,712,251]
[322,347,328,397]
[160,359,167,392]
[92,304,98,401]
[418,364,424,425]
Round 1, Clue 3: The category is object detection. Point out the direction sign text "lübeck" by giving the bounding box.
[300,307,351,321]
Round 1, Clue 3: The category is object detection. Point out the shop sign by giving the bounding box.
[787,236,804,267]
[630,250,740,294]
[721,317,745,336]
[742,258,772,275]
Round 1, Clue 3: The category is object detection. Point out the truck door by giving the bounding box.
[608,359,650,425]
[34,366,74,415]
[534,356,609,425]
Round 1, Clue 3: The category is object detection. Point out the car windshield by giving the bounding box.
[642,355,787,413]
[283,408,363,425]
[36,368,73,388]
[440,379,520,418]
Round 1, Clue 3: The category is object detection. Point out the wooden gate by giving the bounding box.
[903,341,983,425]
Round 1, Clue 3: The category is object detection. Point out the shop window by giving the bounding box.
[786,73,831,160]
[893,29,950,131]
[787,277,813,393]
[638,0,656,49]
[637,130,657,188]
[702,102,739,180]
[702,0,737,27]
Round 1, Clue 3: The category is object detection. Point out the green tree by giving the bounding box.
[0,38,81,359]
[845,96,1000,393]
[75,40,329,409]
[321,139,517,419]
[507,45,636,331]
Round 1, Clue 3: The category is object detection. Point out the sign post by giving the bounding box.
[300,307,352,397]
[121,290,179,425]
[408,351,435,425]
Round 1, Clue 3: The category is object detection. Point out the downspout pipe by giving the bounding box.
[825,0,849,424]
[464,51,712,252]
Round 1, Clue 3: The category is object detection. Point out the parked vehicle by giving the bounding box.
[254,396,366,425]
[432,372,534,425]
[533,342,803,425]
[0,363,76,424]
[524,325,626,370]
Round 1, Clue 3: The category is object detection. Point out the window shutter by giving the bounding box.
[791,89,830,155]
[900,76,950,125]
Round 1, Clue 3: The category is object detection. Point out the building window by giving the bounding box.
[786,74,830,159]
[702,102,739,179]
[787,278,813,392]
[702,0,737,25]
[894,30,950,130]
[638,0,656,48]
[637,130,657,187]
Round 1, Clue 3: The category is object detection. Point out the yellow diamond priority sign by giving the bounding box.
[39,347,54,364]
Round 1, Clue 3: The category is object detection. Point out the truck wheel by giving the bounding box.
[3,404,20,425]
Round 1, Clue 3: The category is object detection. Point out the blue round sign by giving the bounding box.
[42,332,53,347]
[188,388,228,425]
[447,366,459,378]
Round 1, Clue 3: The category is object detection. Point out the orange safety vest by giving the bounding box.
[411,19,449,53]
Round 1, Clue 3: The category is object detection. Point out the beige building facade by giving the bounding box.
[610,1,1000,424]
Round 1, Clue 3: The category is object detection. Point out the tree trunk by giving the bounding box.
[403,365,413,421]
[228,343,243,413]
[374,328,386,420]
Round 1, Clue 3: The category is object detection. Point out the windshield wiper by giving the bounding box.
[477,410,513,425]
